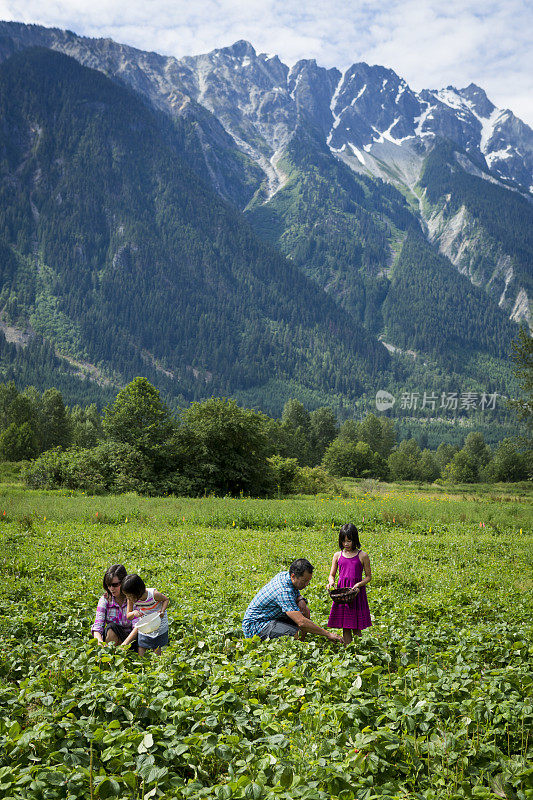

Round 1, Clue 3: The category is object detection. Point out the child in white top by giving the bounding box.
[120,573,170,656]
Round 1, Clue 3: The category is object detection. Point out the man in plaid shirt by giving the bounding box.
[242,558,343,642]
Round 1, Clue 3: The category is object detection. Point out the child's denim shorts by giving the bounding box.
[138,629,169,650]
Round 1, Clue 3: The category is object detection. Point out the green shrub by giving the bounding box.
[267,455,300,494]
[22,442,152,494]
[323,437,386,479]
[292,465,343,495]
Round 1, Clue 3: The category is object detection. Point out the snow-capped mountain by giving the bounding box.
[1,25,531,197]
[0,21,530,332]
[174,41,533,198]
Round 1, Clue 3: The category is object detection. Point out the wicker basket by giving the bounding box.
[328,587,355,604]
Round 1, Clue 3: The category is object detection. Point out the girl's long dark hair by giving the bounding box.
[339,523,361,550]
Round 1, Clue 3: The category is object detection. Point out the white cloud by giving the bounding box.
[0,0,532,125]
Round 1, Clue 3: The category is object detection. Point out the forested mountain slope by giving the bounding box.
[0,22,529,330]
[0,22,528,425]
[381,230,516,364]
[247,123,414,335]
[0,47,389,410]
[420,142,533,324]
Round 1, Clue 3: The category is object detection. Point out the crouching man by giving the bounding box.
[242,558,343,643]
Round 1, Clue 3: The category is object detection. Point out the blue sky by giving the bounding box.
[1,0,532,126]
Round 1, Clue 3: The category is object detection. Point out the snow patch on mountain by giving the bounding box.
[479,109,507,153]
[433,87,466,112]
[348,144,366,164]
[339,138,424,191]
[327,68,348,147]
[371,118,412,146]
[413,104,437,138]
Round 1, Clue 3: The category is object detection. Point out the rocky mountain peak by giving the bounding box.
[457,83,495,117]
[0,21,530,197]
[217,39,257,60]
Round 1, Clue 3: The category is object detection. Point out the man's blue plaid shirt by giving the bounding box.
[242,571,301,638]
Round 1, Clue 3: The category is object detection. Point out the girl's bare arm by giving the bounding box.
[327,552,340,588]
[154,590,169,616]
[355,551,372,589]
[126,597,138,620]
[120,627,139,648]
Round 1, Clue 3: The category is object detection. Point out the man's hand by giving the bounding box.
[327,632,343,642]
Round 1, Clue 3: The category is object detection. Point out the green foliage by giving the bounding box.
[0,421,38,461]
[435,442,458,473]
[355,414,397,458]
[0,486,530,800]
[22,442,151,494]
[510,327,533,432]
[266,456,342,496]
[489,438,530,482]
[281,399,311,433]
[291,466,343,495]
[175,398,274,497]
[444,450,480,484]
[323,438,387,480]
[0,381,73,459]
[387,438,423,481]
[444,433,492,484]
[40,388,71,451]
[11,379,529,493]
[278,399,314,465]
[267,455,300,495]
[417,449,440,482]
[309,407,338,463]
[103,378,175,460]
[463,432,492,471]
[70,403,103,449]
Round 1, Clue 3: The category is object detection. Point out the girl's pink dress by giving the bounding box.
[328,552,372,630]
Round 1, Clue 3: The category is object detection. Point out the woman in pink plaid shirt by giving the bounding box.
[91,564,137,649]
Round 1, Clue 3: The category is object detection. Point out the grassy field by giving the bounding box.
[0,483,531,800]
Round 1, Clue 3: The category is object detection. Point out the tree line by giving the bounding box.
[2,377,527,496]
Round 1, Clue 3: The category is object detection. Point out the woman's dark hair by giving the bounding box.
[103,564,127,597]
[122,574,146,600]
[339,523,361,550]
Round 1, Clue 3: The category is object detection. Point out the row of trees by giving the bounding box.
[17,376,531,496]
[323,431,529,484]
[0,381,101,461]
[24,380,336,496]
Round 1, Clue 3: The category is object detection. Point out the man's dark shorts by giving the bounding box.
[258,614,298,640]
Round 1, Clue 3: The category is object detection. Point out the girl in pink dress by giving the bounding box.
[327,523,372,645]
